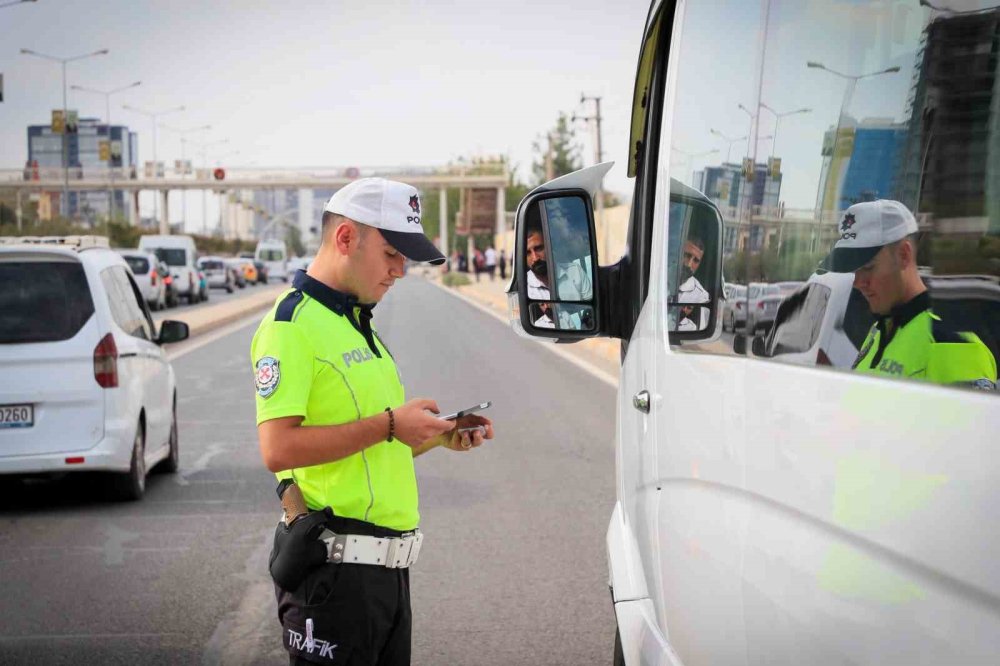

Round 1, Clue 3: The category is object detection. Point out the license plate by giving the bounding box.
[0,404,33,429]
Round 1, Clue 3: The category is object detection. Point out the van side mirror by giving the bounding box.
[507,189,599,339]
[157,320,189,345]
[665,188,725,341]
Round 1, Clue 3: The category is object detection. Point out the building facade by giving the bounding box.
[27,115,138,223]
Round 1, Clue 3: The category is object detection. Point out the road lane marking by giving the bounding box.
[165,310,269,361]
[426,279,619,388]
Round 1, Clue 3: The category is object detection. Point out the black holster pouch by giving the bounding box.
[268,507,334,591]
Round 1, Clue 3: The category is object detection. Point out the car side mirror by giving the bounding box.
[665,188,725,342]
[157,320,189,345]
[507,189,599,339]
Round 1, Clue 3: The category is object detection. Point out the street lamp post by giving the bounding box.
[1,0,37,10]
[807,61,900,212]
[759,104,811,161]
[70,81,141,223]
[710,129,748,163]
[160,124,211,231]
[122,104,185,231]
[670,147,719,187]
[190,139,230,234]
[20,47,109,219]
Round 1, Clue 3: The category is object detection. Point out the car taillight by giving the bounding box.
[757,301,765,310]
[817,348,833,366]
[736,303,743,310]
[93,332,119,388]
[164,275,173,286]
[151,272,157,286]
[189,273,194,288]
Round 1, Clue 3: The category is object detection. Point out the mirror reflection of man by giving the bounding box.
[826,200,996,389]
[671,235,709,331]
[525,216,593,303]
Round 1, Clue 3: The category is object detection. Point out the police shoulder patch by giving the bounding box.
[255,356,281,398]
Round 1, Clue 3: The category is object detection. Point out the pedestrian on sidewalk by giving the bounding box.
[473,247,485,282]
[484,245,497,281]
[252,177,495,665]
[498,248,507,280]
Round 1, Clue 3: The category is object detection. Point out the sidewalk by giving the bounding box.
[422,268,622,383]
[153,284,287,338]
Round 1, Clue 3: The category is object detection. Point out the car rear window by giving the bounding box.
[767,284,830,355]
[200,260,224,270]
[0,261,95,344]
[124,256,150,275]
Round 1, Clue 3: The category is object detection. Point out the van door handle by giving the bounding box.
[632,390,650,413]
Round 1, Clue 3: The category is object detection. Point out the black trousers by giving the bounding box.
[275,515,413,665]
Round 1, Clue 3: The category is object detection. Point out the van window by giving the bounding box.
[258,249,285,262]
[123,256,150,275]
[153,248,187,266]
[662,0,998,392]
[0,261,95,344]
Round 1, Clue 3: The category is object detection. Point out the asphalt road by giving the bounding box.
[167,277,284,314]
[0,276,618,665]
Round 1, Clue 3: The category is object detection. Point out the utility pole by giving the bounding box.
[576,93,606,257]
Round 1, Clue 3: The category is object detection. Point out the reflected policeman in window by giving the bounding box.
[825,200,996,389]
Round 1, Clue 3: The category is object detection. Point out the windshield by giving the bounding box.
[153,248,188,267]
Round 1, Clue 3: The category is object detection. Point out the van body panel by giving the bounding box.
[614,598,683,666]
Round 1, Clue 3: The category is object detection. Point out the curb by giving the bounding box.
[153,285,286,339]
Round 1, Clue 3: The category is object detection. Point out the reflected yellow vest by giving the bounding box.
[854,309,997,388]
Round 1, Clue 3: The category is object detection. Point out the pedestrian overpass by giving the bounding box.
[0,165,510,253]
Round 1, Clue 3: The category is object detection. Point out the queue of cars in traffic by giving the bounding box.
[110,236,291,313]
[0,234,299,502]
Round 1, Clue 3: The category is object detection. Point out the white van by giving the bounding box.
[137,234,200,304]
[508,2,1000,663]
[255,239,288,282]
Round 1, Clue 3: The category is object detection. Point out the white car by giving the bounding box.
[762,271,874,367]
[138,234,201,304]
[117,249,168,311]
[0,236,189,500]
[197,255,235,293]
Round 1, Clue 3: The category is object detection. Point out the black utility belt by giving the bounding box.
[269,507,423,591]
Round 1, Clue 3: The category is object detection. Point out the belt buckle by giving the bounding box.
[384,537,406,569]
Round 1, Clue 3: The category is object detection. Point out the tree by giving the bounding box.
[285,223,306,257]
[531,112,583,186]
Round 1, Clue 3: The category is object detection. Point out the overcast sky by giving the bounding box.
[0,0,649,226]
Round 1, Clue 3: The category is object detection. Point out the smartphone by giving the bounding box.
[439,401,491,421]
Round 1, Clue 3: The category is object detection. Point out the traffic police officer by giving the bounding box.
[252,177,495,665]
[826,199,996,388]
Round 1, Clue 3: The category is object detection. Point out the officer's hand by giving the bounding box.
[393,399,454,448]
[441,415,494,452]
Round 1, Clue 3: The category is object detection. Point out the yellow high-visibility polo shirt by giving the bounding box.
[853,291,997,390]
[251,270,417,531]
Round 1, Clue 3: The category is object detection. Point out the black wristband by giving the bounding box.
[384,407,395,442]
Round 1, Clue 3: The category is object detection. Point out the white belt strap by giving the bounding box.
[321,530,423,569]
